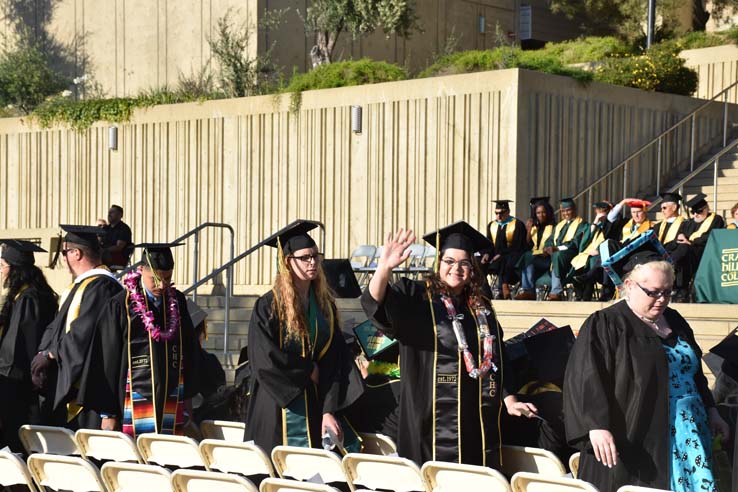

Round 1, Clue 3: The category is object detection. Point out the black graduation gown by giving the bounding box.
[486,218,528,283]
[37,273,123,427]
[79,288,201,430]
[651,219,696,289]
[361,278,515,467]
[563,301,715,492]
[244,291,364,452]
[0,287,57,451]
[685,214,725,261]
[344,373,400,443]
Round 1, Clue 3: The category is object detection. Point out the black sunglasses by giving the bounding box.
[636,283,671,299]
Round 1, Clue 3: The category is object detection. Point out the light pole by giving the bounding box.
[646,0,656,48]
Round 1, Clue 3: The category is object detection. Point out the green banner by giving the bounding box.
[694,230,738,304]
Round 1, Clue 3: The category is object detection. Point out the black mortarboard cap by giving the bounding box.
[353,319,399,362]
[593,201,612,210]
[559,197,576,209]
[0,239,45,267]
[529,196,550,207]
[264,220,319,256]
[708,326,738,383]
[493,200,512,211]
[686,193,708,214]
[186,299,208,329]
[523,326,575,387]
[136,242,184,270]
[601,230,671,286]
[422,221,493,254]
[659,192,682,205]
[60,224,104,250]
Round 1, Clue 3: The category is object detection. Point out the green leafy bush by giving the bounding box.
[593,44,698,96]
[539,36,630,64]
[0,41,69,114]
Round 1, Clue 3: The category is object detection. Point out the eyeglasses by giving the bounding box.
[289,253,323,264]
[61,248,78,257]
[441,258,473,270]
[660,205,672,210]
[636,283,672,299]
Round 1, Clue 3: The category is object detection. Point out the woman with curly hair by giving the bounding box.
[362,222,536,467]
[244,221,364,453]
[0,240,58,451]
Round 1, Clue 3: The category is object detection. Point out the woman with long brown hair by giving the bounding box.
[363,222,536,467]
[244,221,364,453]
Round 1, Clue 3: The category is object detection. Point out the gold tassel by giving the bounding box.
[277,237,289,276]
[434,230,440,273]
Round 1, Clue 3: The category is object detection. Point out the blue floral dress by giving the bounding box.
[665,337,717,492]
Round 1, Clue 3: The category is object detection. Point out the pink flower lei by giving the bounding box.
[123,271,180,342]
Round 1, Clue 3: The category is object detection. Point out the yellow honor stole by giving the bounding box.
[531,225,553,255]
[688,213,716,241]
[620,219,652,243]
[657,216,684,244]
[554,217,583,246]
[489,219,517,248]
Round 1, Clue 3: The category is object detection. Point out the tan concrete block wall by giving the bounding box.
[682,44,738,103]
[0,69,732,292]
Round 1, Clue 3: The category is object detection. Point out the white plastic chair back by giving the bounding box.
[101,461,173,492]
[199,439,274,476]
[616,487,672,492]
[19,424,81,455]
[500,445,567,477]
[0,450,39,491]
[342,453,426,492]
[171,469,258,492]
[350,245,377,268]
[259,477,342,492]
[199,420,246,442]
[76,429,144,463]
[357,433,397,456]
[271,446,348,485]
[137,434,207,469]
[510,471,599,492]
[27,453,105,492]
[421,461,510,492]
[569,452,580,478]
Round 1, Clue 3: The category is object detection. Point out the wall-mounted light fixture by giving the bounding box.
[108,126,118,151]
[351,105,363,134]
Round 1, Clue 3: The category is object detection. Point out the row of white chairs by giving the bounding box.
[350,244,436,284]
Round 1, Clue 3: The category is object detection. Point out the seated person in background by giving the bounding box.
[544,198,590,301]
[483,199,528,299]
[570,201,616,301]
[652,192,695,302]
[728,202,738,229]
[681,193,725,263]
[100,205,132,268]
[610,198,653,244]
[515,197,555,300]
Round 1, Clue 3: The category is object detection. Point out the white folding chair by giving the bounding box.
[510,471,599,492]
[137,434,208,469]
[101,461,173,492]
[76,429,144,463]
[19,424,81,456]
[259,477,342,492]
[569,452,580,478]
[27,453,106,492]
[616,487,672,492]
[199,420,247,442]
[421,461,510,492]
[199,439,275,477]
[500,445,567,477]
[350,245,377,270]
[171,469,258,492]
[271,446,349,487]
[0,450,39,492]
[342,453,426,492]
[357,433,397,455]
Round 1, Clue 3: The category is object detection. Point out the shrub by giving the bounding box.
[539,36,630,64]
[593,44,698,96]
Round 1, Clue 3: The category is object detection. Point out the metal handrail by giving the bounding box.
[182,219,326,359]
[646,136,738,214]
[570,78,738,219]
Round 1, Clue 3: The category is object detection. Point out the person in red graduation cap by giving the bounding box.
[244,221,364,455]
[363,222,537,467]
[0,240,58,451]
[80,242,201,437]
[32,225,123,430]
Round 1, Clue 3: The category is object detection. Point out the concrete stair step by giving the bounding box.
[687,176,738,187]
[681,184,738,195]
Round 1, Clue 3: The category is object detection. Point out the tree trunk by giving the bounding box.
[310,31,331,68]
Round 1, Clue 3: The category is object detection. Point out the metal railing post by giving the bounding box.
[714,157,719,212]
[192,231,199,304]
[656,136,662,195]
[623,161,628,200]
[690,113,696,172]
[724,92,729,147]
[224,272,230,358]
[587,188,592,222]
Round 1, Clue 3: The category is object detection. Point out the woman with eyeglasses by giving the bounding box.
[244,221,364,454]
[0,240,58,451]
[362,221,536,467]
[563,259,729,492]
